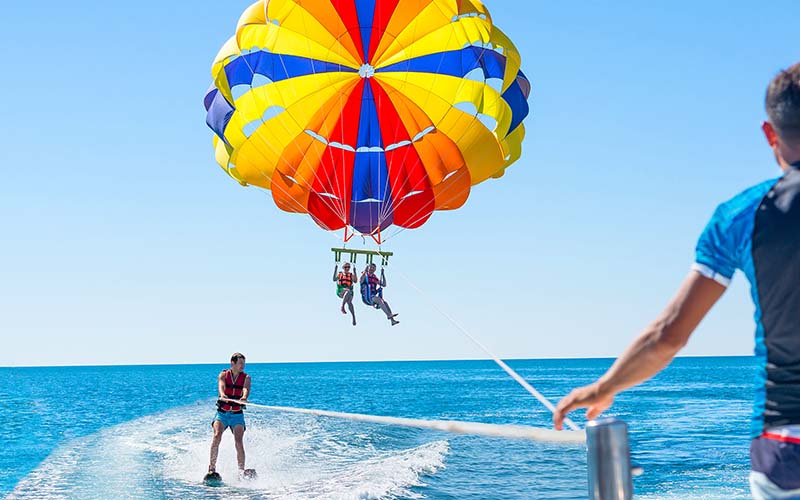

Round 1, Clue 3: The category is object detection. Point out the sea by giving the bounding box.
[1,357,756,499]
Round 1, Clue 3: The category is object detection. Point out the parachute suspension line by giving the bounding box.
[392,267,581,432]
[220,399,585,444]
[381,167,470,244]
[236,105,347,228]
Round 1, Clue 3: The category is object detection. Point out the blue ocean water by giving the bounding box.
[1,357,755,499]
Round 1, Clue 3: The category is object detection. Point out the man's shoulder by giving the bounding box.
[711,177,780,227]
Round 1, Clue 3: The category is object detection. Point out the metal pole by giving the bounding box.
[586,418,633,500]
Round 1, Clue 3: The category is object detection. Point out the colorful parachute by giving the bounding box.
[204,0,530,241]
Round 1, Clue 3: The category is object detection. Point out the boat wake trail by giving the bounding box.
[9,401,449,499]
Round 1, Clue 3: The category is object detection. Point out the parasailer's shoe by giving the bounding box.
[390,317,400,326]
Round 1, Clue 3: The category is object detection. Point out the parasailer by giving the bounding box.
[361,263,399,325]
[334,262,357,325]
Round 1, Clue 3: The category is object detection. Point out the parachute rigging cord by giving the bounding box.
[391,266,581,432]
[221,399,585,445]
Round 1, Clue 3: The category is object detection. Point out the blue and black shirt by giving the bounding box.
[694,162,800,437]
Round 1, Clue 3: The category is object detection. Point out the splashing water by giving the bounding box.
[9,402,449,500]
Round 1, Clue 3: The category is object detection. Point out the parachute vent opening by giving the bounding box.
[329,141,355,152]
[358,64,376,78]
[412,126,435,142]
[261,105,285,121]
[464,67,486,83]
[454,101,478,116]
[385,140,411,151]
[401,190,424,200]
[477,114,498,132]
[486,78,504,93]
[316,192,341,201]
[305,130,328,145]
[242,120,261,138]
[252,73,274,88]
[452,13,488,22]
[442,170,460,182]
[230,84,251,101]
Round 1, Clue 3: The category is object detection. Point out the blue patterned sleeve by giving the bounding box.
[693,205,740,286]
[692,179,777,287]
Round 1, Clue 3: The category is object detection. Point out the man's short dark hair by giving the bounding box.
[766,63,800,143]
[231,352,246,363]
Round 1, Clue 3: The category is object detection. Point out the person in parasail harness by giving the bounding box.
[554,62,800,500]
[333,262,357,326]
[208,352,251,477]
[360,263,399,326]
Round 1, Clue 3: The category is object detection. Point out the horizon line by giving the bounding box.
[1,353,754,369]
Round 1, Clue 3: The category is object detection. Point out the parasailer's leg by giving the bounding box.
[343,290,356,325]
[374,297,399,325]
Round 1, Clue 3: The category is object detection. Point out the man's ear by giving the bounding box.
[763,121,779,147]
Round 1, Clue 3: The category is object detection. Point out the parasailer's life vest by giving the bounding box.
[365,273,379,294]
[361,273,382,306]
[337,272,354,288]
[217,370,247,413]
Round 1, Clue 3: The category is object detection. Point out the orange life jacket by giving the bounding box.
[337,271,354,287]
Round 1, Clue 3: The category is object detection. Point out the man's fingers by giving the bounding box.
[586,405,603,420]
[553,394,578,430]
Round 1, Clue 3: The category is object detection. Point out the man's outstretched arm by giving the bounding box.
[553,270,727,429]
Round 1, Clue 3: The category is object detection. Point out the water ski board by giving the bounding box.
[203,469,256,485]
[203,471,223,486]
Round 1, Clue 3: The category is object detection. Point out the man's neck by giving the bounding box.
[231,368,241,377]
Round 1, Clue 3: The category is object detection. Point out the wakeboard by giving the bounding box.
[202,469,257,486]
[202,471,223,486]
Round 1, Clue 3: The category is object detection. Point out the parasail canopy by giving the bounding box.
[205,0,531,240]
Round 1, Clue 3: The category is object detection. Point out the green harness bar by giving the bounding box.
[332,248,393,266]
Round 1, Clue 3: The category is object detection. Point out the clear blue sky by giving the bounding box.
[1,1,797,366]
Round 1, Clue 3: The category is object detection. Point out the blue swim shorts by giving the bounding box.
[213,410,246,430]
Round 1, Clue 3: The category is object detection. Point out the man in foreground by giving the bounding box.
[554,63,800,500]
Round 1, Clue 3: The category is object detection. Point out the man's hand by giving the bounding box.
[553,382,615,430]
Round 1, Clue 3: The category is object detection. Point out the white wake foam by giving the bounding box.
[9,401,449,500]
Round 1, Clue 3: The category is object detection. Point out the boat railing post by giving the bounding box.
[586,418,633,500]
